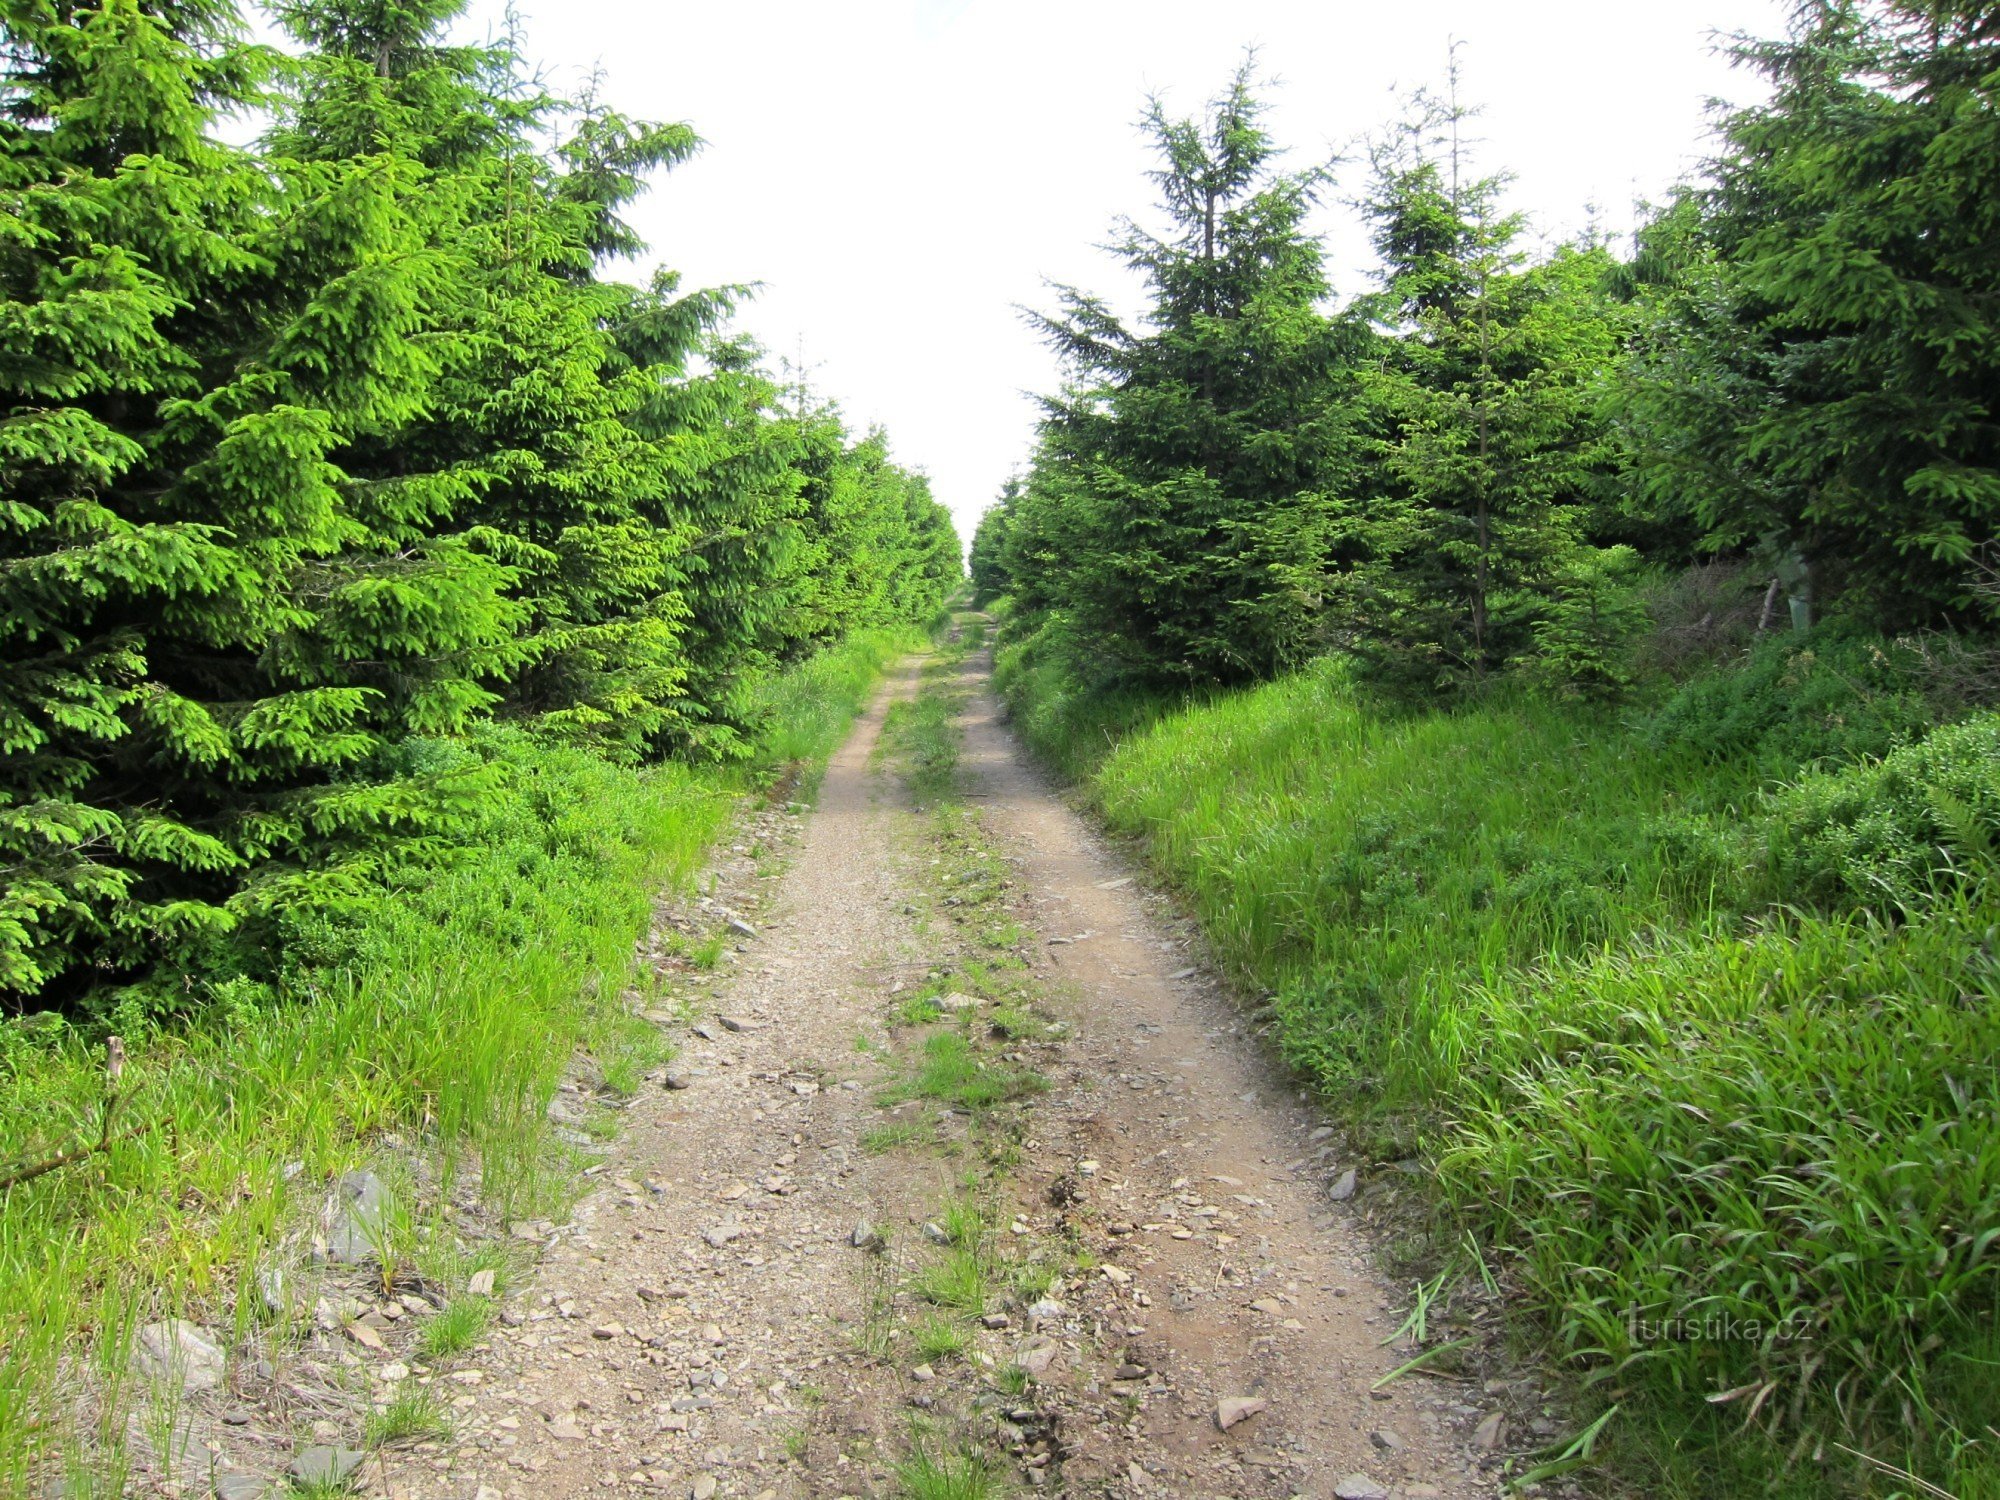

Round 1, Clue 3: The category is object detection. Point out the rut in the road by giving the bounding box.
[377,646,1513,1500]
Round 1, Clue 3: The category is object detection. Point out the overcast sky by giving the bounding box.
[454,0,1788,547]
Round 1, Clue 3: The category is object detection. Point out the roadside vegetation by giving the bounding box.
[976,8,2000,1496]
[0,627,926,1493]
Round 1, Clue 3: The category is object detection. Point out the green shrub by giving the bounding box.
[1639,625,1943,773]
[1769,710,2000,913]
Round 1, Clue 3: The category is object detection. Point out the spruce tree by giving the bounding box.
[1347,80,1631,691]
[0,0,507,1007]
[1668,1,2000,625]
[968,480,1021,603]
[1028,63,1355,685]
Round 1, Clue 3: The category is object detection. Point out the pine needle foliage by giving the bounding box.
[1017,60,1360,686]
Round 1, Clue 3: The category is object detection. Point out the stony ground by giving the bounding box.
[134,638,1571,1500]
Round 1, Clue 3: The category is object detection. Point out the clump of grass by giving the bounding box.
[365,1386,452,1447]
[892,994,946,1027]
[886,1032,1042,1115]
[912,1315,971,1363]
[417,1298,491,1362]
[911,1247,989,1315]
[862,1121,925,1155]
[939,1199,987,1249]
[1010,1258,1058,1303]
[977,921,1024,950]
[893,1439,999,1500]
[592,1007,668,1097]
[986,1005,1035,1041]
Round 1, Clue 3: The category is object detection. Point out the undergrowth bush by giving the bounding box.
[1639,625,1945,773]
[1770,711,2000,913]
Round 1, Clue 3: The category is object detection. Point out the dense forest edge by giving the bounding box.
[0,0,957,1487]
[974,8,2000,1498]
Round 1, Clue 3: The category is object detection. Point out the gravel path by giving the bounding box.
[373,647,1509,1500]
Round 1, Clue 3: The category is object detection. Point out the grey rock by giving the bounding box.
[702,1219,742,1249]
[717,1014,763,1033]
[663,1067,695,1091]
[934,991,980,1012]
[1215,1396,1267,1430]
[1014,1336,1059,1377]
[850,1219,885,1251]
[286,1446,363,1487]
[1328,1167,1358,1202]
[256,1269,294,1316]
[1472,1410,1507,1451]
[324,1169,389,1264]
[724,917,757,939]
[213,1475,268,1500]
[1333,1477,1389,1500]
[1369,1428,1404,1451]
[131,1320,226,1392]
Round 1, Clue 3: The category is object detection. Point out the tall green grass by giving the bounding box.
[1003,627,2000,1495]
[0,634,906,1496]
[756,626,928,776]
[991,615,1174,782]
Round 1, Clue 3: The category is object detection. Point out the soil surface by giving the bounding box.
[356,644,1515,1500]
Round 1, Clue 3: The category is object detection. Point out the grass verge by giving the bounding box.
[997,620,2000,1498]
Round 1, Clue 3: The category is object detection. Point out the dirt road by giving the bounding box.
[377,642,1505,1500]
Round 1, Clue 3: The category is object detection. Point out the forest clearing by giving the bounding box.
[3,1,1998,1498]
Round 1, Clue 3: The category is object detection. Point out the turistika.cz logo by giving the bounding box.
[1627,1309,1813,1345]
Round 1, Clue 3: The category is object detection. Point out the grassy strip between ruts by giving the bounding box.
[993,617,2000,1500]
[0,626,922,1498]
[863,621,1082,1498]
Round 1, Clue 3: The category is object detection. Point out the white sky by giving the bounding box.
[450,0,1788,548]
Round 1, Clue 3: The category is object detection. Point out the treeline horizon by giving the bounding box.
[0,0,961,1016]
